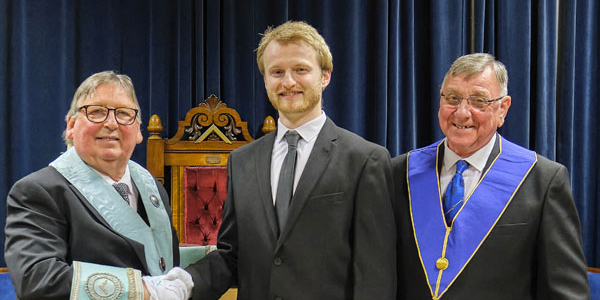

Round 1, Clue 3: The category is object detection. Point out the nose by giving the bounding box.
[103,110,119,129]
[282,72,296,89]
[454,100,472,117]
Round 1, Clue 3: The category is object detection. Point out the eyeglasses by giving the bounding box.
[441,93,505,110]
[78,105,139,125]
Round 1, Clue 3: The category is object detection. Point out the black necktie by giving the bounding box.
[275,130,300,234]
[113,182,130,205]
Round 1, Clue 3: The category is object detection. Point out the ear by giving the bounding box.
[135,126,143,144]
[66,116,76,140]
[497,96,511,127]
[321,69,332,90]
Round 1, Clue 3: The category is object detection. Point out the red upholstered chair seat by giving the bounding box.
[184,166,227,245]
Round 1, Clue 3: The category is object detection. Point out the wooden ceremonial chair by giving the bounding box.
[147,95,275,299]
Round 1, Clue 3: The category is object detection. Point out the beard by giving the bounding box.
[267,81,323,115]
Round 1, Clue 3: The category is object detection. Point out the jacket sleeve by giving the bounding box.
[535,163,590,299]
[5,175,75,299]
[352,147,397,299]
[4,172,178,300]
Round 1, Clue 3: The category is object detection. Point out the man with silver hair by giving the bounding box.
[392,53,589,299]
[5,71,191,300]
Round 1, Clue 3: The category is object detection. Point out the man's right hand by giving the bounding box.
[142,267,194,300]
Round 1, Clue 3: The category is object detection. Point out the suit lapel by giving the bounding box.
[254,131,279,238]
[68,183,150,273]
[483,134,500,173]
[69,183,115,229]
[276,118,337,247]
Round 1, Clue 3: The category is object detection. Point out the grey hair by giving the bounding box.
[62,71,142,147]
[441,53,508,96]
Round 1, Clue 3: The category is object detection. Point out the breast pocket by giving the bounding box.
[492,222,528,236]
[305,192,344,207]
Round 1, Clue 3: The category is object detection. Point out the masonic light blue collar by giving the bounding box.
[50,147,173,275]
[407,135,536,299]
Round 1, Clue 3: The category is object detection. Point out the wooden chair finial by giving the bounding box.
[147,114,163,140]
[262,116,276,134]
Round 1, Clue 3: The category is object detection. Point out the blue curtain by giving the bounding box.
[557,0,600,269]
[474,0,558,157]
[0,0,598,268]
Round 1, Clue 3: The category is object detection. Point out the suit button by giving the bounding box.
[273,257,282,266]
[275,297,282,300]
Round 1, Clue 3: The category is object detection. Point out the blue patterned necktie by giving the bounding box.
[275,130,301,235]
[113,182,130,205]
[443,160,469,225]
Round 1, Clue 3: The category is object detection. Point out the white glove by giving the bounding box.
[143,267,194,300]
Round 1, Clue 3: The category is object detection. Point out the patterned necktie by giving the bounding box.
[443,160,469,225]
[113,182,130,205]
[275,130,301,234]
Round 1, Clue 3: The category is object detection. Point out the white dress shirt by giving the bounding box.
[440,134,497,198]
[95,165,139,211]
[270,112,327,205]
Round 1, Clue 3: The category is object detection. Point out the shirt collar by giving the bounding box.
[443,133,497,172]
[95,165,133,191]
[276,111,327,143]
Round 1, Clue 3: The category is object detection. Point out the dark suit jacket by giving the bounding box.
[186,118,397,300]
[392,137,590,300]
[4,166,179,300]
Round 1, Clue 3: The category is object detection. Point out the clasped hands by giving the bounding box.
[143,267,193,300]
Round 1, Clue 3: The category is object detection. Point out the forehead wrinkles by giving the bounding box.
[444,72,498,96]
[444,87,490,98]
[87,85,131,104]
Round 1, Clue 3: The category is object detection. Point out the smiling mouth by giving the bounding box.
[97,137,119,141]
[279,91,302,97]
[454,124,474,129]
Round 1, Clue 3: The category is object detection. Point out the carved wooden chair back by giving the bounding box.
[147,95,275,244]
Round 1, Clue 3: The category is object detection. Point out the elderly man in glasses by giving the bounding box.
[392,53,590,299]
[5,71,191,300]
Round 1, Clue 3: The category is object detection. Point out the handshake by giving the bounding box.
[143,267,194,300]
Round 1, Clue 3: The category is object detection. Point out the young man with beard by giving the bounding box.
[182,21,397,300]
